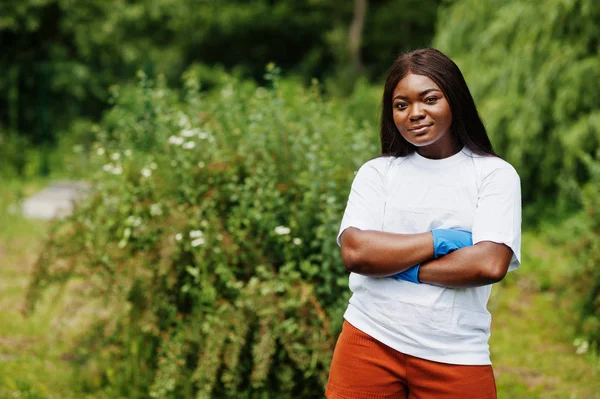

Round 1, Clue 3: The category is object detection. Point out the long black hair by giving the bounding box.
[380,48,496,157]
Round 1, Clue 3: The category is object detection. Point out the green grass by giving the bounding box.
[490,232,600,398]
[0,178,106,399]
[0,181,598,398]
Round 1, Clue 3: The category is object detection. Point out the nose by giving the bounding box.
[409,104,426,121]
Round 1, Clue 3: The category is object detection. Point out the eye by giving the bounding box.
[394,102,408,110]
[425,97,438,104]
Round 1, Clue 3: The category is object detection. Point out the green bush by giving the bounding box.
[435,0,600,216]
[435,0,600,357]
[0,129,28,177]
[0,121,98,179]
[555,151,600,351]
[26,67,380,398]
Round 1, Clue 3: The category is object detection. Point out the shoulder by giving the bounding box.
[468,151,520,184]
[356,155,398,176]
[348,155,401,188]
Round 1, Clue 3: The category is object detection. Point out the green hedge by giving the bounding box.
[26,67,381,398]
[433,0,600,352]
[555,151,600,351]
[435,0,600,216]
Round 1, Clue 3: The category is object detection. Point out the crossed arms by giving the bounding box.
[339,227,513,288]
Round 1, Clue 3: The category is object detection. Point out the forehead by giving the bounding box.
[393,73,442,96]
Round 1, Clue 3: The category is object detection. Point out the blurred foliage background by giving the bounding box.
[1,0,599,398]
[0,0,438,177]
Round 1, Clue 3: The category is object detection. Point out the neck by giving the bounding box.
[416,139,462,160]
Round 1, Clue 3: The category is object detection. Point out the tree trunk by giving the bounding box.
[348,0,367,72]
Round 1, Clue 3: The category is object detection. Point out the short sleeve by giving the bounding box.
[472,165,522,271]
[336,159,388,247]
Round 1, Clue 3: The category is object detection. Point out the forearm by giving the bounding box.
[340,227,434,277]
[417,242,511,288]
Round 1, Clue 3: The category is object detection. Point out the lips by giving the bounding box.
[408,124,433,134]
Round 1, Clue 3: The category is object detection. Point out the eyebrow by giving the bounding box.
[393,88,441,101]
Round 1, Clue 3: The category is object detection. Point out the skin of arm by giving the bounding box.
[341,227,513,287]
[417,241,513,288]
[340,227,434,277]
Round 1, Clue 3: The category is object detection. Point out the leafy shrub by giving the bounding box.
[0,128,28,177]
[0,119,96,179]
[556,151,600,351]
[26,67,380,398]
[435,0,600,356]
[435,0,600,216]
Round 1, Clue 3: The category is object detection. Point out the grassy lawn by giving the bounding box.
[0,180,598,398]
[490,232,600,398]
[0,179,105,399]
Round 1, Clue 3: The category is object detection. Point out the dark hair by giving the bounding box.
[380,48,495,157]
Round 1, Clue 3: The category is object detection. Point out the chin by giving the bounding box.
[405,136,440,148]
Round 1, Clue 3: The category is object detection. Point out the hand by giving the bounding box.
[431,229,472,258]
[392,264,420,284]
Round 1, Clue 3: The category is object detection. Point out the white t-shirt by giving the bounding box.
[337,147,522,365]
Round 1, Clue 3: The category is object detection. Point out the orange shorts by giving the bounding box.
[325,321,497,399]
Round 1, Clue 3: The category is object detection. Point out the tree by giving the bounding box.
[434,0,600,214]
[0,0,442,176]
[0,0,186,146]
[349,0,368,72]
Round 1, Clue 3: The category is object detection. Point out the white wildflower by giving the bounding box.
[190,230,204,238]
[178,113,190,127]
[97,147,105,156]
[141,168,152,178]
[168,135,184,146]
[150,162,158,170]
[111,166,122,175]
[111,153,121,161]
[102,163,114,172]
[150,203,162,216]
[221,86,233,98]
[576,342,588,355]
[198,132,209,140]
[574,338,589,355]
[124,149,132,157]
[191,237,205,247]
[181,129,195,138]
[175,233,183,241]
[274,226,291,235]
[198,161,205,168]
[200,220,208,227]
[183,141,196,150]
[126,215,142,227]
[293,238,302,245]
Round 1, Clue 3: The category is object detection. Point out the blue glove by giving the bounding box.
[431,229,472,258]
[393,230,472,284]
[393,264,421,284]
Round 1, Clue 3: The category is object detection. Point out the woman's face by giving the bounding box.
[392,73,456,158]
